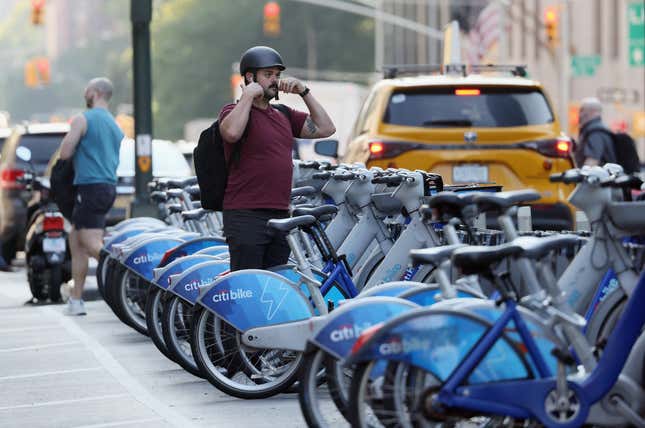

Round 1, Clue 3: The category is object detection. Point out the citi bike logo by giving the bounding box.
[184,277,217,292]
[212,288,253,303]
[133,252,163,265]
[378,336,431,356]
[329,322,373,342]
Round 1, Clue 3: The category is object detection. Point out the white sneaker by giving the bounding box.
[63,298,86,316]
[60,282,72,303]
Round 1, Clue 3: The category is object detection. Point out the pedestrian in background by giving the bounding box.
[576,97,616,167]
[59,77,123,315]
[218,46,335,271]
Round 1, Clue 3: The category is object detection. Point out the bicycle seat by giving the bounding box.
[150,191,167,203]
[181,209,207,221]
[607,201,645,234]
[267,215,316,232]
[292,205,338,219]
[166,188,184,199]
[513,235,580,260]
[167,203,184,214]
[410,244,467,266]
[166,177,197,188]
[451,243,522,275]
[474,190,541,212]
[291,186,317,198]
[185,185,201,198]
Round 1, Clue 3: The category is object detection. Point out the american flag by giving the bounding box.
[467,2,502,65]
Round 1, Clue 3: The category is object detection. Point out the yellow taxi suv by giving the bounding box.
[343,66,575,230]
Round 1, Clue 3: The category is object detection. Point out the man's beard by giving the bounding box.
[263,85,278,100]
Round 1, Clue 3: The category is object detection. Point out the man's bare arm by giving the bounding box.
[220,83,264,143]
[299,92,336,139]
[59,115,87,160]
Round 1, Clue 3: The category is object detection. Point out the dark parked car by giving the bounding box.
[0,123,69,262]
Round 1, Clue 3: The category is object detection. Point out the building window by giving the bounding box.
[595,0,602,55]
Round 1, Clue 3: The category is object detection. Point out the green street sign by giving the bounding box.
[571,55,601,77]
[628,1,644,67]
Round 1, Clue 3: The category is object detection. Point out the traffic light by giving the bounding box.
[544,6,558,49]
[35,57,50,84]
[24,61,38,88]
[24,57,50,87]
[31,0,45,25]
[263,2,280,37]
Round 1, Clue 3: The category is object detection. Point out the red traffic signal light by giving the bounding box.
[264,2,280,19]
[31,0,45,25]
[263,2,280,37]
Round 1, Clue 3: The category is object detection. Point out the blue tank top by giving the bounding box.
[73,108,123,185]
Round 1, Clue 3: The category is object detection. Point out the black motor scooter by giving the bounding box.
[17,147,71,302]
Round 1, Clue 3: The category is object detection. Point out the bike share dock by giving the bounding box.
[0,266,308,428]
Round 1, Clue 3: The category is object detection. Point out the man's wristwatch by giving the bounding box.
[299,87,310,98]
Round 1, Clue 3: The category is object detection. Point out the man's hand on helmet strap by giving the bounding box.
[241,82,265,100]
[278,77,305,94]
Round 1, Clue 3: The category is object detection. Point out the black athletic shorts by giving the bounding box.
[72,183,116,230]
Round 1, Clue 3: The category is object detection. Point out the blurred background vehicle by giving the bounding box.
[110,138,193,224]
[339,66,576,230]
[0,123,69,262]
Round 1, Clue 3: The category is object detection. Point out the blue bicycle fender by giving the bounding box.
[105,227,156,251]
[268,265,341,311]
[197,269,314,332]
[311,297,418,360]
[157,236,227,267]
[346,307,533,383]
[358,281,423,298]
[169,260,230,304]
[398,286,482,306]
[123,237,184,280]
[193,245,229,257]
[153,255,219,290]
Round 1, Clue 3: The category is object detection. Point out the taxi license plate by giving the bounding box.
[452,164,489,184]
[43,237,66,253]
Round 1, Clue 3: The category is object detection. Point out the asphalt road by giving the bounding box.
[0,255,310,428]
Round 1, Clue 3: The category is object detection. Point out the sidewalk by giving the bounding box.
[0,265,307,428]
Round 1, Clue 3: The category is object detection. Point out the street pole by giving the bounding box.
[559,0,570,134]
[130,0,155,217]
[374,0,383,72]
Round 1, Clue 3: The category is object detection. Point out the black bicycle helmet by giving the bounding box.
[239,46,285,76]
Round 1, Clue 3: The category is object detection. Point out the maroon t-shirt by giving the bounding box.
[218,103,308,210]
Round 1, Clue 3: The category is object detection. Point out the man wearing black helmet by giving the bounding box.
[219,46,335,271]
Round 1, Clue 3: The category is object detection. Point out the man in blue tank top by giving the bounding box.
[60,77,123,315]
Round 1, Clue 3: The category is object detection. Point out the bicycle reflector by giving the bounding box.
[455,88,481,96]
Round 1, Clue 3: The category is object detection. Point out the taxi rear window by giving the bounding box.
[383,86,554,128]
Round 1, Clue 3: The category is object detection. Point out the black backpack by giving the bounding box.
[50,158,76,220]
[193,104,291,211]
[591,129,641,174]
